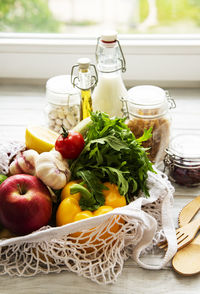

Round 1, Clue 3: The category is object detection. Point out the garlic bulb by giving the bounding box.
[9,149,39,175]
[35,150,71,190]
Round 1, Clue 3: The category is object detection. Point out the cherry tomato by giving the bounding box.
[55,127,85,159]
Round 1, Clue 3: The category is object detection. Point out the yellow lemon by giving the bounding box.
[25,125,59,153]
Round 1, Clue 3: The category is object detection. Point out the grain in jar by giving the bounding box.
[125,85,175,165]
[45,75,80,133]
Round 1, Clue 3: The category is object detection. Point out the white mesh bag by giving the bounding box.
[0,141,177,284]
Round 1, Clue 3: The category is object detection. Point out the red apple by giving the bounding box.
[0,174,52,235]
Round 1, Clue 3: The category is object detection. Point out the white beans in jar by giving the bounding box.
[45,75,81,133]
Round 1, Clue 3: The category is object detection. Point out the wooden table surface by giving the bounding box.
[0,84,200,294]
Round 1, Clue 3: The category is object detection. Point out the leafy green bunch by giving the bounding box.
[70,112,154,211]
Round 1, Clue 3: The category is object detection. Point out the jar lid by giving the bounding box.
[128,85,166,107]
[168,134,200,159]
[101,30,117,43]
[78,57,91,70]
[46,75,78,94]
[46,75,80,105]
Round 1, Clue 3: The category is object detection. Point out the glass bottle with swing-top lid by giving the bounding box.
[71,57,98,120]
[92,30,128,117]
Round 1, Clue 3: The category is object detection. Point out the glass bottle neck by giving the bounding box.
[96,41,122,73]
[78,69,92,91]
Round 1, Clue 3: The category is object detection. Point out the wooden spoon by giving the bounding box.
[178,195,200,227]
[172,233,200,276]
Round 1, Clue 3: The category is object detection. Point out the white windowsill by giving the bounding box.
[1,33,200,87]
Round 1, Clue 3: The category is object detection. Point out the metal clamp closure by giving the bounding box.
[71,63,98,91]
[165,91,176,109]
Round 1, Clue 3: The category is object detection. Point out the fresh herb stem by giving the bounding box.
[70,184,94,203]
[70,183,98,211]
[61,126,69,138]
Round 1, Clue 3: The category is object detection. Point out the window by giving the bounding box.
[0,0,200,86]
[1,0,200,34]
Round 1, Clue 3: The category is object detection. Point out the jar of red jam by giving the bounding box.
[164,134,200,187]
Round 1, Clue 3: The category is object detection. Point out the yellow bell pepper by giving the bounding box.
[103,182,127,208]
[56,197,81,226]
[60,180,81,202]
[56,181,126,246]
[56,181,126,226]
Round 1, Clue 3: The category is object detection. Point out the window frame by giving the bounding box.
[1,33,200,87]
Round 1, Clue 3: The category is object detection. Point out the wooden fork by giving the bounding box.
[158,217,200,251]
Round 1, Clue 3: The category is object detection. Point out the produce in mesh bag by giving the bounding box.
[69,111,154,211]
[0,113,176,284]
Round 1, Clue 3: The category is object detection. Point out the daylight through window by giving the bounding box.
[1,0,200,35]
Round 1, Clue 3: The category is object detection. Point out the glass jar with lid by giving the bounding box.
[45,75,80,133]
[164,134,200,187]
[123,85,176,165]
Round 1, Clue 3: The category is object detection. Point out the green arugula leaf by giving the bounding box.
[70,111,154,210]
[85,135,129,152]
[136,127,152,144]
[101,166,129,196]
[76,170,106,207]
